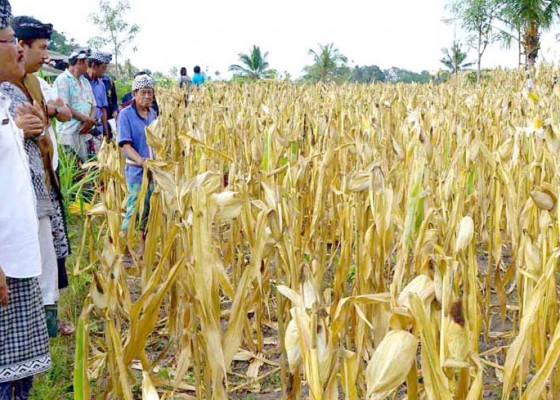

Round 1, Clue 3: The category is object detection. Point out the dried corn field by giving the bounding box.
[75,69,560,399]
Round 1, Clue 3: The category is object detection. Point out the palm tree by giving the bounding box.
[303,43,348,82]
[228,45,277,80]
[440,41,475,74]
[500,0,560,67]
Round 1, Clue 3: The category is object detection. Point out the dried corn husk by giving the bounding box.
[454,216,474,253]
[530,190,555,211]
[397,274,435,311]
[366,330,418,400]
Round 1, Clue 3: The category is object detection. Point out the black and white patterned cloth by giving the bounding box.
[12,16,52,40]
[0,278,51,383]
[90,51,112,64]
[0,0,11,30]
[50,186,70,259]
[132,74,154,91]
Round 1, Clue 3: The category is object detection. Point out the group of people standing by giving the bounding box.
[178,65,205,89]
[0,0,159,397]
[52,47,117,163]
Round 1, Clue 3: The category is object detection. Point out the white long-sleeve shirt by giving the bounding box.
[0,92,41,278]
[37,76,59,171]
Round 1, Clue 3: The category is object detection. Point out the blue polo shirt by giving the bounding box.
[192,73,205,87]
[117,103,157,184]
[86,75,109,134]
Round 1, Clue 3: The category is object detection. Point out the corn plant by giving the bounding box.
[74,68,560,399]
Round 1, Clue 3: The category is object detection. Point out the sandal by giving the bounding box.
[58,320,75,336]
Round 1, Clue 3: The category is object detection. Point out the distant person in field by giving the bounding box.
[0,1,52,397]
[177,67,190,107]
[525,69,534,91]
[117,74,158,263]
[120,91,133,108]
[178,66,190,89]
[192,65,205,87]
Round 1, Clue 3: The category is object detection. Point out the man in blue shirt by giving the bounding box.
[85,52,111,141]
[102,74,118,118]
[117,74,157,261]
[192,65,205,87]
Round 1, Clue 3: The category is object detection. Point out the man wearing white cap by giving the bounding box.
[52,48,97,163]
[117,74,157,262]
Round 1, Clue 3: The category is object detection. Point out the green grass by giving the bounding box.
[30,336,75,400]
[30,216,91,400]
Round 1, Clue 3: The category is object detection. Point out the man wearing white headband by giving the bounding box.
[117,73,157,264]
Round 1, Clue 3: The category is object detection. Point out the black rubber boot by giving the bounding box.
[44,305,58,338]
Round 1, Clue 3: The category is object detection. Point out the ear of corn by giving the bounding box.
[365,330,418,399]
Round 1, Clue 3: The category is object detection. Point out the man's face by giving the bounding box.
[0,27,25,82]
[88,62,105,78]
[99,63,108,75]
[22,38,48,74]
[76,58,87,75]
[133,88,154,108]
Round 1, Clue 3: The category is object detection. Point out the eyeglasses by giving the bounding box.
[0,37,18,45]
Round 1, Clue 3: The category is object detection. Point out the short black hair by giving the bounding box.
[54,60,68,70]
[19,38,36,48]
[180,67,187,76]
[134,70,151,78]
[194,66,201,74]
[69,57,86,67]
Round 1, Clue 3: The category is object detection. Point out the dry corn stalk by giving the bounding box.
[72,70,560,399]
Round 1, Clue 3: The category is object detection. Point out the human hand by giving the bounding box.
[36,133,54,162]
[78,116,96,134]
[31,101,47,125]
[15,103,45,138]
[56,105,72,122]
[48,98,72,122]
[0,267,9,308]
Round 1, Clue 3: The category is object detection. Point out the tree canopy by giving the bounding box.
[229,45,277,81]
[441,41,474,74]
[302,43,348,83]
[448,0,501,82]
[500,0,560,66]
[89,0,140,78]
[48,29,79,55]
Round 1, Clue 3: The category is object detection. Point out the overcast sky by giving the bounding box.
[14,0,560,79]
